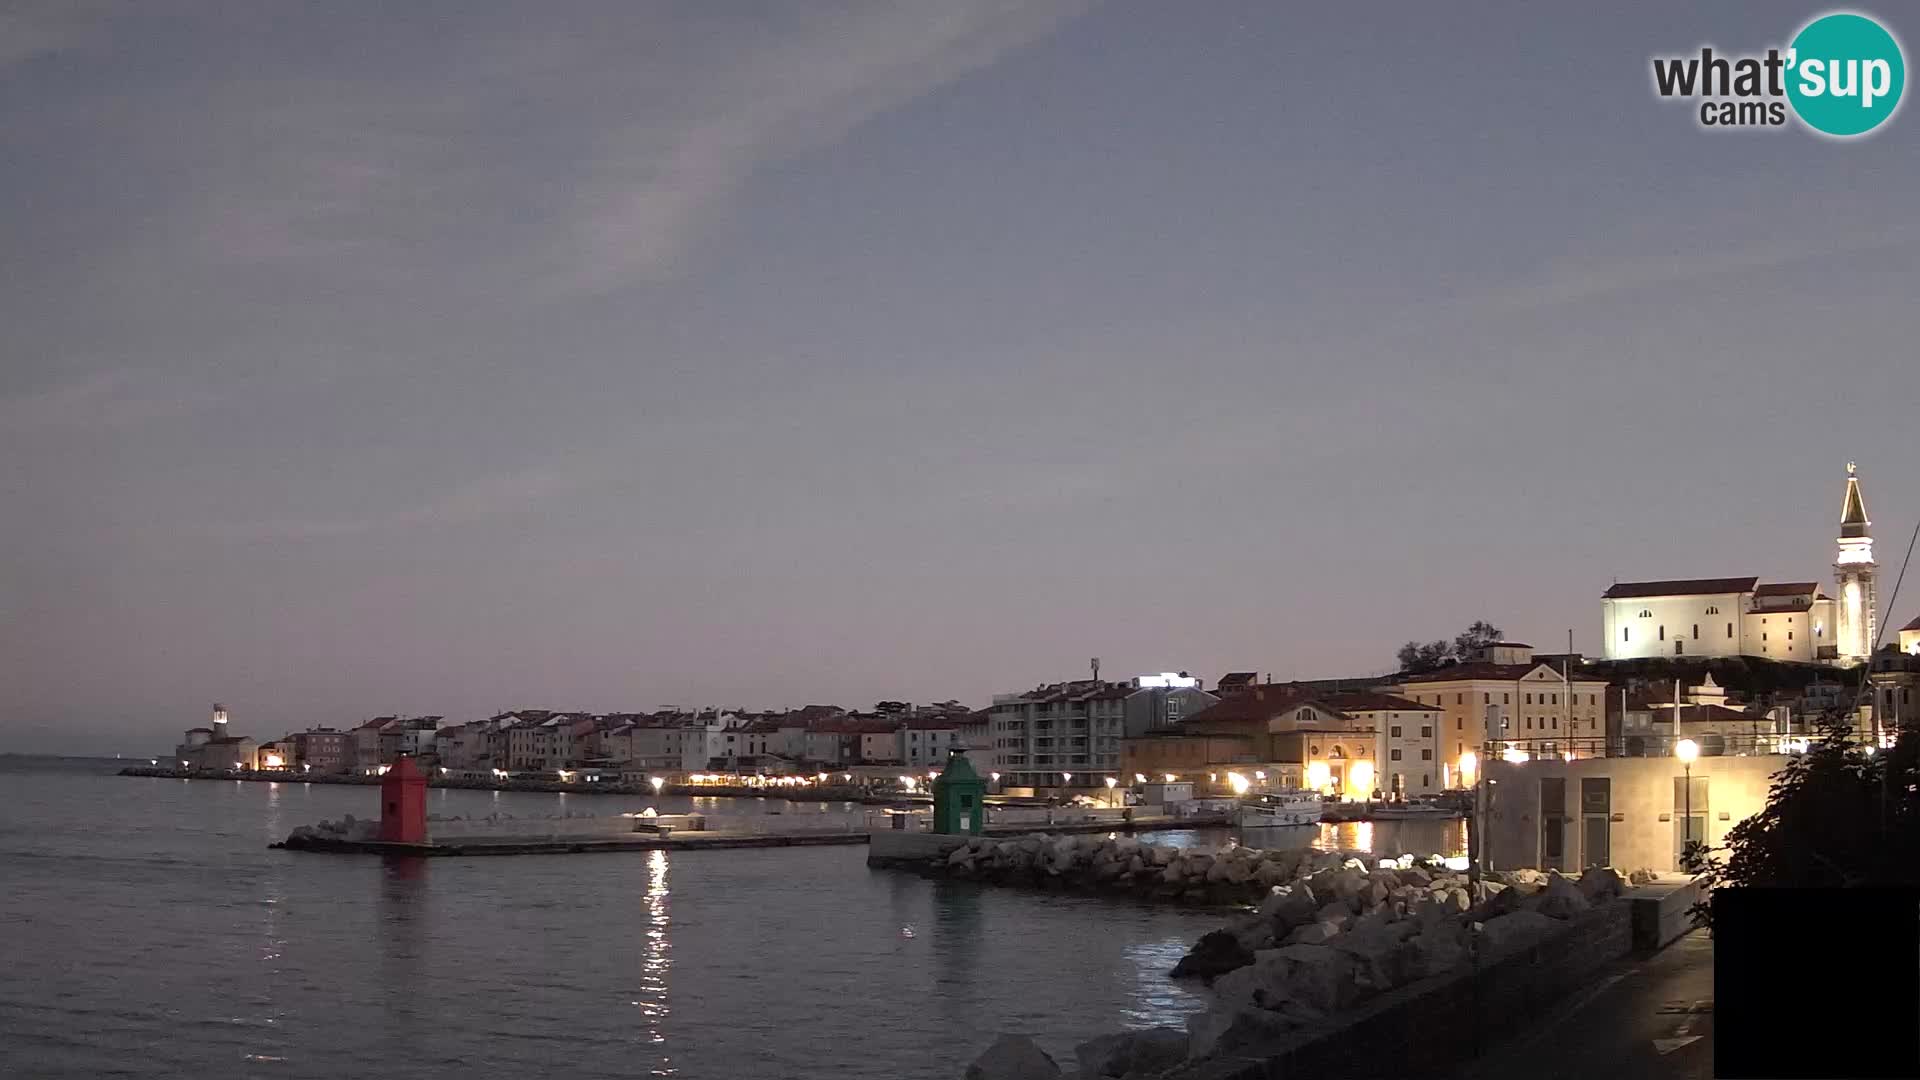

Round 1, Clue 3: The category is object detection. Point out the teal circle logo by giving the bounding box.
[1787,12,1905,136]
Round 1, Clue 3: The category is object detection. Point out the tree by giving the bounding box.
[1395,619,1505,673]
[1453,619,1505,660]
[1396,640,1453,674]
[1687,712,1920,929]
[873,700,911,716]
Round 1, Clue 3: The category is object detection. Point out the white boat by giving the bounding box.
[1235,791,1323,828]
[1369,803,1459,821]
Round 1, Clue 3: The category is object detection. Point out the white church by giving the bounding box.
[1601,464,1879,667]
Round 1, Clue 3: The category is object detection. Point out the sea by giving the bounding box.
[0,755,1464,1079]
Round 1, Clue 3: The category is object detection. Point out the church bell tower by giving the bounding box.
[1834,462,1877,663]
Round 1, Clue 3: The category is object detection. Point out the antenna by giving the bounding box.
[1090,657,1100,683]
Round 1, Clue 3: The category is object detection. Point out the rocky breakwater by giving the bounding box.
[927,833,1357,907]
[960,864,1633,1079]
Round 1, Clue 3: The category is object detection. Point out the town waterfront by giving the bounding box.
[0,757,1462,1078]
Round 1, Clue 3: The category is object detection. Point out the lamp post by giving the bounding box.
[1105,775,1118,807]
[1676,738,1700,864]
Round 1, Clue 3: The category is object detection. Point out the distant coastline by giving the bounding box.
[114,764,925,805]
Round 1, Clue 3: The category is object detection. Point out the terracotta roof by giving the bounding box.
[900,714,961,730]
[1179,685,1322,728]
[1754,582,1820,597]
[809,717,901,735]
[1603,577,1758,599]
[1902,614,1920,632]
[1315,691,1442,713]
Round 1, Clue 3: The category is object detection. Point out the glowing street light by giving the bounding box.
[1104,775,1118,807]
[989,772,1001,783]
[650,776,665,794]
[1676,738,1700,860]
[1458,751,1478,788]
[1501,745,1529,764]
[1061,772,1072,785]
[1226,772,1251,796]
[1349,760,1376,802]
[1134,773,1147,784]
[1163,773,1177,783]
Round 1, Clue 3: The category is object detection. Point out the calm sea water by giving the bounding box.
[0,757,1462,1079]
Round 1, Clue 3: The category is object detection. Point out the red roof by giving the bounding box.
[1315,691,1441,713]
[1754,582,1820,597]
[1393,661,1608,685]
[900,714,962,730]
[1603,577,1758,599]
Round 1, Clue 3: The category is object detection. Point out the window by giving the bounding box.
[1551,717,1558,729]
[1763,633,1768,642]
[1525,693,1533,705]
[1483,692,1490,704]
[1727,622,1734,638]
[1420,725,1432,738]
[1503,694,1510,705]
[1456,693,1464,705]
[1525,717,1533,730]
[1676,641,1684,656]
[1623,628,1630,642]
[1550,694,1558,705]
[1639,609,1653,618]
[1788,631,1794,641]
[1390,749,1402,761]
[1420,749,1433,760]
[1706,605,1720,615]
[1390,725,1402,738]
[1422,773,1430,788]
[1659,625,1665,641]
[1692,624,1699,639]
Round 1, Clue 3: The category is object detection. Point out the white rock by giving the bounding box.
[1537,873,1591,919]
[964,1034,1061,1080]
[1578,866,1625,902]
[1479,910,1561,953]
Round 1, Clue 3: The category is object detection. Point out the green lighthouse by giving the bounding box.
[931,751,987,835]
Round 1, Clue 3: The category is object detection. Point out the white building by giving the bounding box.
[1600,464,1876,666]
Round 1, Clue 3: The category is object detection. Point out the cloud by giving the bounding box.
[0,1,104,68]
[557,2,1094,293]
[129,2,1094,294]
[211,464,590,543]
[0,369,223,434]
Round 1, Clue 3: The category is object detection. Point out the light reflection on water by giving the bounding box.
[0,766,1231,1080]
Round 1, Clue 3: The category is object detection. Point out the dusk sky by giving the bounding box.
[5,1,1918,754]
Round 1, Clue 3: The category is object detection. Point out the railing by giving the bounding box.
[1483,732,1810,760]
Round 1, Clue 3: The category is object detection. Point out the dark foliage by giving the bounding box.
[1689,711,1920,928]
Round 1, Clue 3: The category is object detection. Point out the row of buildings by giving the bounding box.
[175,465,1920,817]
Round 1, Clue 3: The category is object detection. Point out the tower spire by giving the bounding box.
[1834,462,1878,663]
[1841,460,1870,538]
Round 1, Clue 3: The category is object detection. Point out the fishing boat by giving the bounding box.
[1234,790,1323,828]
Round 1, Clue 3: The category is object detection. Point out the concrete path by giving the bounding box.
[1452,931,1714,1080]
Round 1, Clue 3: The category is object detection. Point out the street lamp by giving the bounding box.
[650,776,665,795]
[1676,738,1700,863]
[1061,772,1072,787]
[1104,776,1118,807]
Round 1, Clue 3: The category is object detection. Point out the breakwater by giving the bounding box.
[952,849,1686,1080]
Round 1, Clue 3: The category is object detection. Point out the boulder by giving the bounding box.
[1262,884,1317,929]
[1331,922,1418,994]
[1578,866,1625,903]
[1171,929,1255,980]
[1074,1028,1188,1079]
[1537,873,1592,919]
[1210,952,1291,1012]
[1365,879,1390,909]
[964,1035,1060,1080]
[1150,846,1175,866]
[1443,887,1471,913]
[1127,855,1148,875]
[1509,867,1546,886]
[1479,910,1561,953]
[1401,921,1469,979]
[1401,866,1432,887]
[1186,1005,1307,1061]
[948,846,976,866]
[1255,860,1292,888]
[1628,867,1660,886]
[1271,943,1358,1013]
[1281,920,1341,946]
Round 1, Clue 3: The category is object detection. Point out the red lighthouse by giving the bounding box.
[378,756,429,844]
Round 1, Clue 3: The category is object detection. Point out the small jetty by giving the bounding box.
[273,812,1225,857]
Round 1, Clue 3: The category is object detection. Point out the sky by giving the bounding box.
[4,1,1918,754]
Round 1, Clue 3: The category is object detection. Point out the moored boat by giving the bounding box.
[1234,790,1322,827]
